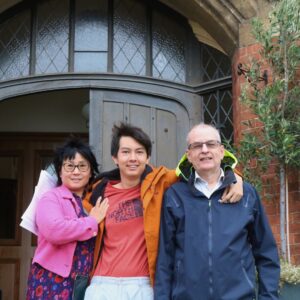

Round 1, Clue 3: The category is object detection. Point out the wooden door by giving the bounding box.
[89,90,198,171]
[0,134,86,300]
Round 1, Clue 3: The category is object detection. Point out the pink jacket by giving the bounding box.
[32,185,98,277]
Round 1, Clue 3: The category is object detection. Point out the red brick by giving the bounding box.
[267,215,280,226]
[290,213,300,223]
[237,47,247,57]
[264,204,278,215]
[289,223,300,233]
[289,200,300,211]
[288,193,300,204]
[292,233,300,244]
[292,255,300,266]
[288,180,299,191]
[290,244,300,255]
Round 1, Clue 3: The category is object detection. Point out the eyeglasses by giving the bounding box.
[63,162,90,172]
[188,140,221,150]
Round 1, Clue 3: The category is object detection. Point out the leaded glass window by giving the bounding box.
[0,0,231,86]
[0,10,30,81]
[201,44,231,82]
[113,0,147,75]
[203,88,233,142]
[35,0,69,74]
[152,10,185,83]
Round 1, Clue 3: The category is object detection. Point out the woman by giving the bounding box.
[26,137,109,300]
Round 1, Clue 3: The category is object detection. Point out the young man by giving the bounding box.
[83,122,243,300]
[154,123,280,300]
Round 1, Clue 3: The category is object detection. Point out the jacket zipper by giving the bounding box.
[241,260,255,291]
[208,199,213,299]
[175,260,181,289]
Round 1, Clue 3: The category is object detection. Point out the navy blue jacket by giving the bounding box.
[154,170,280,300]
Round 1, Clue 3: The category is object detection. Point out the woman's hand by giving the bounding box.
[89,197,109,223]
[220,173,243,203]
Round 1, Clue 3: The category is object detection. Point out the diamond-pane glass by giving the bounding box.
[152,10,185,83]
[35,0,69,74]
[0,10,30,81]
[113,0,146,75]
[201,44,231,82]
[203,88,233,143]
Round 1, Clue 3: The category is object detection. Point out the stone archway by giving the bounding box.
[160,0,258,56]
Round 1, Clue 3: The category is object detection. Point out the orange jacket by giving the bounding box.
[82,165,178,286]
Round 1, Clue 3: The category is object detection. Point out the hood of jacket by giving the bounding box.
[175,149,238,182]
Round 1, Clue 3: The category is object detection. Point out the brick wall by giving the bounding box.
[232,45,300,264]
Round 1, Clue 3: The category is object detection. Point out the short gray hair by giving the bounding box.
[186,123,221,145]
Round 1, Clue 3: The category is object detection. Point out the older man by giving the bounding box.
[154,123,280,300]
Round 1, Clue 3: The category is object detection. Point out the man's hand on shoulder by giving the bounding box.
[220,173,243,203]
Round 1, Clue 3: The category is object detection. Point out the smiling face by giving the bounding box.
[59,152,92,197]
[112,136,150,183]
[186,124,224,177]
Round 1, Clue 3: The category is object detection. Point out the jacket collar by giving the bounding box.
[175,149,238,182]
[57,185,82,214]
[187,167,236,192]
[57,185,74,199]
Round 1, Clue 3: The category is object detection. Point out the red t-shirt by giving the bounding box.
[94,181,149,277]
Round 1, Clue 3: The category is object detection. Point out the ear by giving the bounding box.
[146,156,150,164]
[186,149,192,163]
[112,156,118,166]
[219,145,225,159]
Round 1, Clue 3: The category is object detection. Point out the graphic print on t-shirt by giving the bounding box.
[94,181,149,277]
[107,198,143,223]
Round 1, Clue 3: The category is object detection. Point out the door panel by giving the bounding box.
[0,258,20,300]
[90,90,192,171]
[156,109,177,168]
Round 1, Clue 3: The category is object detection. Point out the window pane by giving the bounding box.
[203,88,233,143]
[113,0,146,75]
[0,10,30,81]
[75,0,108,51]
[74,52,107,72]
[201,44,231,82]
[152,10,185,83]
[35,0,69,74]
[0,156,19,239]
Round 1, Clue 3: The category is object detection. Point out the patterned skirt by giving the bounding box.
[26,237,95,300]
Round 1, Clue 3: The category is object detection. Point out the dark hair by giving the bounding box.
[110,122,152,157]
[53,137,99,186]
